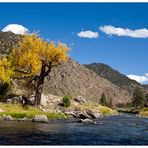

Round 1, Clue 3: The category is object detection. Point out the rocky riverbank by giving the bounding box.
[0,95,119,123]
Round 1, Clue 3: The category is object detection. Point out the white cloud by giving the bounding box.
[127,73,148,84]
[99,25,148,38]
[2,24,29,35]
[77,30,99,39]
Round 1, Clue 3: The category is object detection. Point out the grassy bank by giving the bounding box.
[70,102,118,116]
[0,101,118,120]
[139,108,148,117]
[0,103,66,119]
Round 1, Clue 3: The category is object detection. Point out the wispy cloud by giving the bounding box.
[77,30,99,39]
[127,73,148,84]
[99,25,148,38]
[2,24,29,35]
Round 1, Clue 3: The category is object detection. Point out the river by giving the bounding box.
[0,114,147,145]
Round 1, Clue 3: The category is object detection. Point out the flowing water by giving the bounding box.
[0,114,147,145]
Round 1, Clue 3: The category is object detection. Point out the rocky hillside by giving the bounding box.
[0,31,132,106]
[43,59,131,105]
[0,31,21,55]
[84,63,142,94]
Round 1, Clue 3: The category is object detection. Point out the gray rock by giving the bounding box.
[32,115,48,123]
[79,118,96,124]
[6,95,25,104]
[23,95,35,105]
[86,109,102,118]
[78,112,90,119]
[65,111,77,118]
[2,114,13,121]
[73,96,86,104]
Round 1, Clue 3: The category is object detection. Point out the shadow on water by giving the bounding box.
[0,114,147,145]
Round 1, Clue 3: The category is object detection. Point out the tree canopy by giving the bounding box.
[0,34,69,106]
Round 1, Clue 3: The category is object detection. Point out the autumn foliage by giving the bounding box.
[0,34,69,106]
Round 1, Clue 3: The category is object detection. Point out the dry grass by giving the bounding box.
[139,108,148,117]
[70,101,118,116]
[139,111,148,117]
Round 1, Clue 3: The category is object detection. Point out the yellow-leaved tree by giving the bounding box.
[0,34,69,106]
[0,56,14,84]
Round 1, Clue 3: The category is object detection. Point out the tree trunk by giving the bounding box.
[34,83,44,107]
[33,63,51,107]
[34,64,46,107]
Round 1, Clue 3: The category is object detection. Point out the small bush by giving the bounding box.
[63,96,71,107]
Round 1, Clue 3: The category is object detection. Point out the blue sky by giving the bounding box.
[0,3,148,84]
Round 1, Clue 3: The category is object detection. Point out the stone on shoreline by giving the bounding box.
[32,114,48,123]
[79,118,97,124]
[86,109,102,118]
[17,117,31,122]
[65,111,77,118]
[78,112,90,119]
[2,114,13,121]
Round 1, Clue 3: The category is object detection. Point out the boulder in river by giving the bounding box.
[32,115,48,123]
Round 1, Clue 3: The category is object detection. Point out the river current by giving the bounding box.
[0,114,147,145]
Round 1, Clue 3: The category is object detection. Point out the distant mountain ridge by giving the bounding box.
[84,63,142,94]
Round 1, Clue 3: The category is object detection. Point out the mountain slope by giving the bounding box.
[43,59,131,105]
[84,63,142,94]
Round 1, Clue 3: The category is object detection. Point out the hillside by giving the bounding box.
[0,31,132,106]
[43,59,131,105]
[84,63,142,94]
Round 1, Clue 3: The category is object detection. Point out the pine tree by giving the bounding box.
[132,87,145,108]
[100,93,109,106]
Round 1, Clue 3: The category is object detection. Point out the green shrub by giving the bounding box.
[100,93,109,107]
[63,96,71,107]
